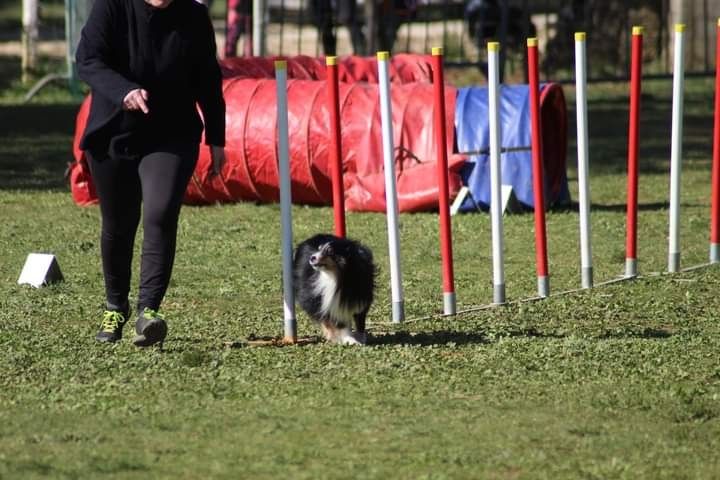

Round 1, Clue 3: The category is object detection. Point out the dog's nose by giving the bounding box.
[309,254,318,265]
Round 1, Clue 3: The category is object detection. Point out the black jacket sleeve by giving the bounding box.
[194,8,226,147]
[75,0,141,107]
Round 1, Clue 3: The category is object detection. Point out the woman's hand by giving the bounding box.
[122,88,149,113]
[210,145,226,176]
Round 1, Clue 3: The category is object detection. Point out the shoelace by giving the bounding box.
[101,311,126,333]
[142,308,164,320]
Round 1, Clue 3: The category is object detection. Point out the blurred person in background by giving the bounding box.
[311,0,366,55]
[225,0,253,57]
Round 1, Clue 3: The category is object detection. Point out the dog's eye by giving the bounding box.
[325,246,334,256]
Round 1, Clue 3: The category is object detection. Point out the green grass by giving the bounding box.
[2,77,720,478]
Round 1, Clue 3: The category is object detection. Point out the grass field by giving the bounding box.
[2,66,720,478]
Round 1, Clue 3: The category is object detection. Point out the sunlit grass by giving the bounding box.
[1,75,719,478]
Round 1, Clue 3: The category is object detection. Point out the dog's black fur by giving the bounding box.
[292,234,375,344]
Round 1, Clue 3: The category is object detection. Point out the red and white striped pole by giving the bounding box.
[326,56,346,238]
[625,26,644,277]
[431,47,456,315]
[527,37,549,298]
[710,18,720,263]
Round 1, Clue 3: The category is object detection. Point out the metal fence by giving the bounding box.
[224,0,719,82]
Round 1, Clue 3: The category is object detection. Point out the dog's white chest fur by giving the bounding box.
[312,270,362,323]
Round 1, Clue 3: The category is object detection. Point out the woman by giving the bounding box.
[76,0,226,346]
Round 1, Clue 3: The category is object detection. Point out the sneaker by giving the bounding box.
[95,309,129,343]
[133,308,168,347]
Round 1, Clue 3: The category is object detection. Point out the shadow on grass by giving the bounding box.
[0,102,78,191]
[571,91,713,175]
[553,201,671,213]
[371,326,672,346]
[599,327,673,340]
[370,330,489,346]
[166,326,671,352]
[370,329,565,346]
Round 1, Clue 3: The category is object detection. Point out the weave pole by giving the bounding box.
[668,24,686,273]
[527,37,549,297]
[431,47,456,315]
[326,56,346,238]
[377,51,405,323]
[574,32,593,289]
[625,26,644,278]
[710,18,720,263]
[488,41,506,304]
[275,60,297,342]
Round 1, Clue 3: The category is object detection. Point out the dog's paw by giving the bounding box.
[338,331,364,346]
[352,331,367,345]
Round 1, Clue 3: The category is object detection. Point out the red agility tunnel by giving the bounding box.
[220,54,436,84]
[70,55,464,212]
[190,76,462,211]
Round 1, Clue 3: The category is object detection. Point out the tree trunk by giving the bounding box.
[365,0,376,55]
[252,0,265,56]
[21,0,38,83]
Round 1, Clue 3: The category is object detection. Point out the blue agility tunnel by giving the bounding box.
[455,83,570,212]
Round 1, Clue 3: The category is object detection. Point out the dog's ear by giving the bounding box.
[356,245,374,263]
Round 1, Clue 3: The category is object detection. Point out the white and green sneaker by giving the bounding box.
[133,308,168,347]
[95,309,129,343]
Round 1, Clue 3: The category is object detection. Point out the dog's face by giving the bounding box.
[309,242,346,272]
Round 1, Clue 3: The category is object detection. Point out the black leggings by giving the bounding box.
[87,144,198,312]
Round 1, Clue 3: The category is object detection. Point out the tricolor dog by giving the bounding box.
[293,234,375,345]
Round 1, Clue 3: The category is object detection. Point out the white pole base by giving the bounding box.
[625,258,638,278]
[493,284,506,305]
[443,292,457,315]
[581,267,593,289]
[392,301,405,323]
[668,252,680,273]
[284,318,297,342]
[711,243,720,263]
[537,276,549,298]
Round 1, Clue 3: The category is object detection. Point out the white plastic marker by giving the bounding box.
[275,60,297,342]
[487,41,506,304]
[668,24,686,273]
[575,32,593,289]
[377,51,405,323]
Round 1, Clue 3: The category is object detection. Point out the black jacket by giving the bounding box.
[76,0,225,152]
